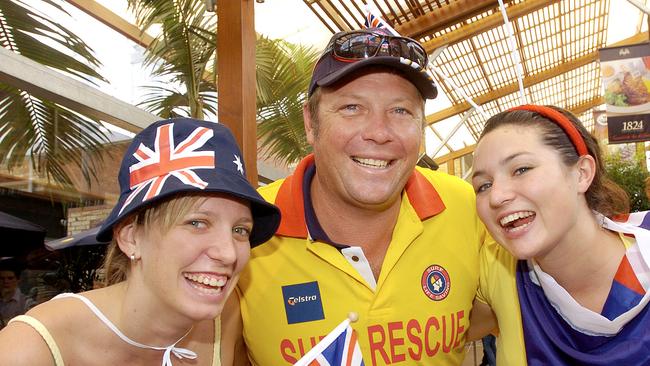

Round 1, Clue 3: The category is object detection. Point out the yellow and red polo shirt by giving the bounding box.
[237,154,487,365]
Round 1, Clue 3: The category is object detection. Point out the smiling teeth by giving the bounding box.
[500,211,534,226]
[353,157,389,168]
[184,273,227,288]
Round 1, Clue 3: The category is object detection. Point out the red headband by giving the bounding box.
[507,105,589,156]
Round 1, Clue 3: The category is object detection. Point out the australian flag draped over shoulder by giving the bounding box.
[601,212,650,319]
[516,211,650,365]
[609,211,650,294]
[294,319,364,366]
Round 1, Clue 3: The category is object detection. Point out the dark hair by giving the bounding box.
[0,259,21,278]
[0,266,19,278]
[479,105,629,217]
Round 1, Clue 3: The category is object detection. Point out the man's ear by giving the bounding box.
[115,220,140,260]
[576,155,596,194]
[303,103,316,145]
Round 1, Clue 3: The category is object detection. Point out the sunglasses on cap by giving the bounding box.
[326,30,428,68]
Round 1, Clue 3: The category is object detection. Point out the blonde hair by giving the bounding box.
[101,194,209,286]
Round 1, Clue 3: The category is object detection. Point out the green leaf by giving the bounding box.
[128,0,319,165]
[0,0,110,186]
[605,150,650,212]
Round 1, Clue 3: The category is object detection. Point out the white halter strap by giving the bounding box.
[54,293,197,365]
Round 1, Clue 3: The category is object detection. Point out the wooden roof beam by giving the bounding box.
[434,145,475,166]
[304,0,352,33]
[396,0,506,40]
[65,0,154,48]
[572,96,605,116]
[67,0,215,82]
[433,95,606,165]
[0,46,157,132]
[426,31,649,126]
[426,53,594,125]
[68,0,286,184]
[421,0,557,53]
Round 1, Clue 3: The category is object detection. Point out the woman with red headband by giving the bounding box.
[469,105,650,365]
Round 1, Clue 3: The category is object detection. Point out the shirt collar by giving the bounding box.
[2,289,20,303]
[274,154,446,238]
[302,163,347,248]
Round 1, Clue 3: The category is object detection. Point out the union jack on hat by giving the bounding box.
[364,12,386,29]
[96,118,281,246]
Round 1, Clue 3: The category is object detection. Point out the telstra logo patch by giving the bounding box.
[282,281,324,324]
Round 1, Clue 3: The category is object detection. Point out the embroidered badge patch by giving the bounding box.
[421,264,451,301]
[282,281,325,324]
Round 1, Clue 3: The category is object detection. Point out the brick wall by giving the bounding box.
[66,205,112,235]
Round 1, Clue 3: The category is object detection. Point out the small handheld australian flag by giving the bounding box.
[293,316,365,366]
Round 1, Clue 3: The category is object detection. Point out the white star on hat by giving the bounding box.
[233,154,244,175]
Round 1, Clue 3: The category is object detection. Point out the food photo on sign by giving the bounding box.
[602,58,650,112]
[599,43,650,144]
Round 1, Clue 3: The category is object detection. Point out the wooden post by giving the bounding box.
[217,0,258,185]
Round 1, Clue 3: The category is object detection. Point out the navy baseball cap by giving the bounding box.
[96,118,281,247]
[308,28,438,99]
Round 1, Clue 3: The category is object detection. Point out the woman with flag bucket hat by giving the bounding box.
[468,105,650,365]
[0,118,280,366]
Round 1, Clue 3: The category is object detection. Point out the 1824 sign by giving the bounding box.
[607,115,650,144]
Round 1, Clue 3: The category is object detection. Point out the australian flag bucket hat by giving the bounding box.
[96,118,281,247]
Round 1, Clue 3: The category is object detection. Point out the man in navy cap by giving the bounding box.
[228,28,488,365]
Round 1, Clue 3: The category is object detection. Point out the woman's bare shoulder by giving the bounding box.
[0,316,61,365]
[27,293,91,330]
[0,296,84,366]
[0,290,112,365]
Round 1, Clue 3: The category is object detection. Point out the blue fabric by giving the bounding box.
[480,334,496,366]
[318,326,364,365]
[516,260,650,365]
[302,163,348,249]
[640,213,650,231]
[602,281,645,321]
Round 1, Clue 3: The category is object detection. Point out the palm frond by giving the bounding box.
[0,0,110,186]
[0,83,110,185]
[257,95,312,165]
[256,37,319,165]
[128,1,319,165]
[137,81,217,119]
[128,0,216,119]
[1,0,105,83]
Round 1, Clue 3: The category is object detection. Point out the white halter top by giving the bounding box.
[54,293,197,366]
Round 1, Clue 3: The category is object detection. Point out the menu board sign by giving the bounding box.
[599,43,650,144]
